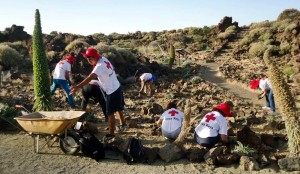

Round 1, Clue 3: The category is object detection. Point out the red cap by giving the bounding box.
[65,55,75,65]
[81,48,102,58]
[250,79,260,89]
[213,103,232,117]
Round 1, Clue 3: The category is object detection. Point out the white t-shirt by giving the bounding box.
[195,111,228,138]
[52,60,71,80]
[160,108,184,133]
[259,78,272,90]
[92,57,120,95]
[140,73,152,81]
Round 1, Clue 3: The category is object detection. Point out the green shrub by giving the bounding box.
[279,42,291,55]
[217,25,236,40]
[282,66,294,76]
[85,112,97,122]
[277,8,300,21]
[181,60,192,68]
[234,141,255,156]
[239,36,252,46]
[65,38,89,52]
[165,93,175,99]
[94,43,124,64]
[284,23,297,32]
[190,76,202,84]
[0,45,22,69]
[116,48,138,64]
[0,103,20,119]
[46,51,57,61]
[249,21,272,29]
[248,42,267,58]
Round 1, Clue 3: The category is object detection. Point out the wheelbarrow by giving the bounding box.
[14,110,85,155]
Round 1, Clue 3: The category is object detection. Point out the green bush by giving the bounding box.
[116,48,138,64]
[239,36,253,47]
[217,25,236,40]
[282,66,294,76]
[277,8,300,21]
[94,43,124,64]
[190,76,202,84]
[65,38,89,52]
[0,103,20,119]
[249,21,272,29]
[279,42,291,55]
[248,42,267,58]
[284,23,297,32]
[234,141,255,156]
[0,45,22,69]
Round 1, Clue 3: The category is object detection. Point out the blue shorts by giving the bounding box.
[106,86,125,115]
[146,75,156,83]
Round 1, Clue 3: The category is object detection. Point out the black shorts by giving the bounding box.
[106,86,125,115]
[194,132,220,148]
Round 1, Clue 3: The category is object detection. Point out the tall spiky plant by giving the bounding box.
[175,99,191,146]
[169,44,175,68]
[32,9,53,111]
[263,48,300,156]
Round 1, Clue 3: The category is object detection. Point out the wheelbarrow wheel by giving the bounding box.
[59,131,80,155]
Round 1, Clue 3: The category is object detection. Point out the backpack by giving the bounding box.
[79,131,105,162]
[123,137,148,164]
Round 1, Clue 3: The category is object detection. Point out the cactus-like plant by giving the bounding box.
[263,48,300,156]
[175,99,191,146]
[168,44,175,68]
[32,9,53,111]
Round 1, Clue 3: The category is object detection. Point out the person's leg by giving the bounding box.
[116,111,125,125]
[265,92,270,108]
[268,90,275,112]
[81,85,91,110]
[50,79,58,95]
[91,86,108,119]
[60,79,75,108]
[108,114,115,135]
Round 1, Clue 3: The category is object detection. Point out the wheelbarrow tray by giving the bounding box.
[15,111,85,134]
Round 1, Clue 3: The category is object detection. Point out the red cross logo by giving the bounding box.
[104,61,111,69]
[205,114,216,122]
[168,110,178,116]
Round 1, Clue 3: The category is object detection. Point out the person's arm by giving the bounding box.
[65,71,72,85]
[220,134,228,143]
[258,90,267,99]
[70,73,97,95]
[139,80,145,93]
[156,118,163,126]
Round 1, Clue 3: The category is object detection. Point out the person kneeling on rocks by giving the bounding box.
[157,102,184,140]
[194,101,234,148]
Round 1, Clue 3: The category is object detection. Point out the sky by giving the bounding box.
[1,0,300,36]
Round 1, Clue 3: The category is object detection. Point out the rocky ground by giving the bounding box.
[1,51,299,173]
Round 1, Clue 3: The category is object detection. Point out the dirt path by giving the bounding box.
[200,61,265,107]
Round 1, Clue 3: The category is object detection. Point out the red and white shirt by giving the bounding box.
[92,57,120,95]
[195,111,228,138]
[160,108,184,133]
[259,78,272,91]
[52,60,71,80]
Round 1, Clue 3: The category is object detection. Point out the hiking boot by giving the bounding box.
[118,124,128,132]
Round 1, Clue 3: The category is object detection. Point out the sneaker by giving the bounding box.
[262,106,271,110]
[118,124,128,132]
